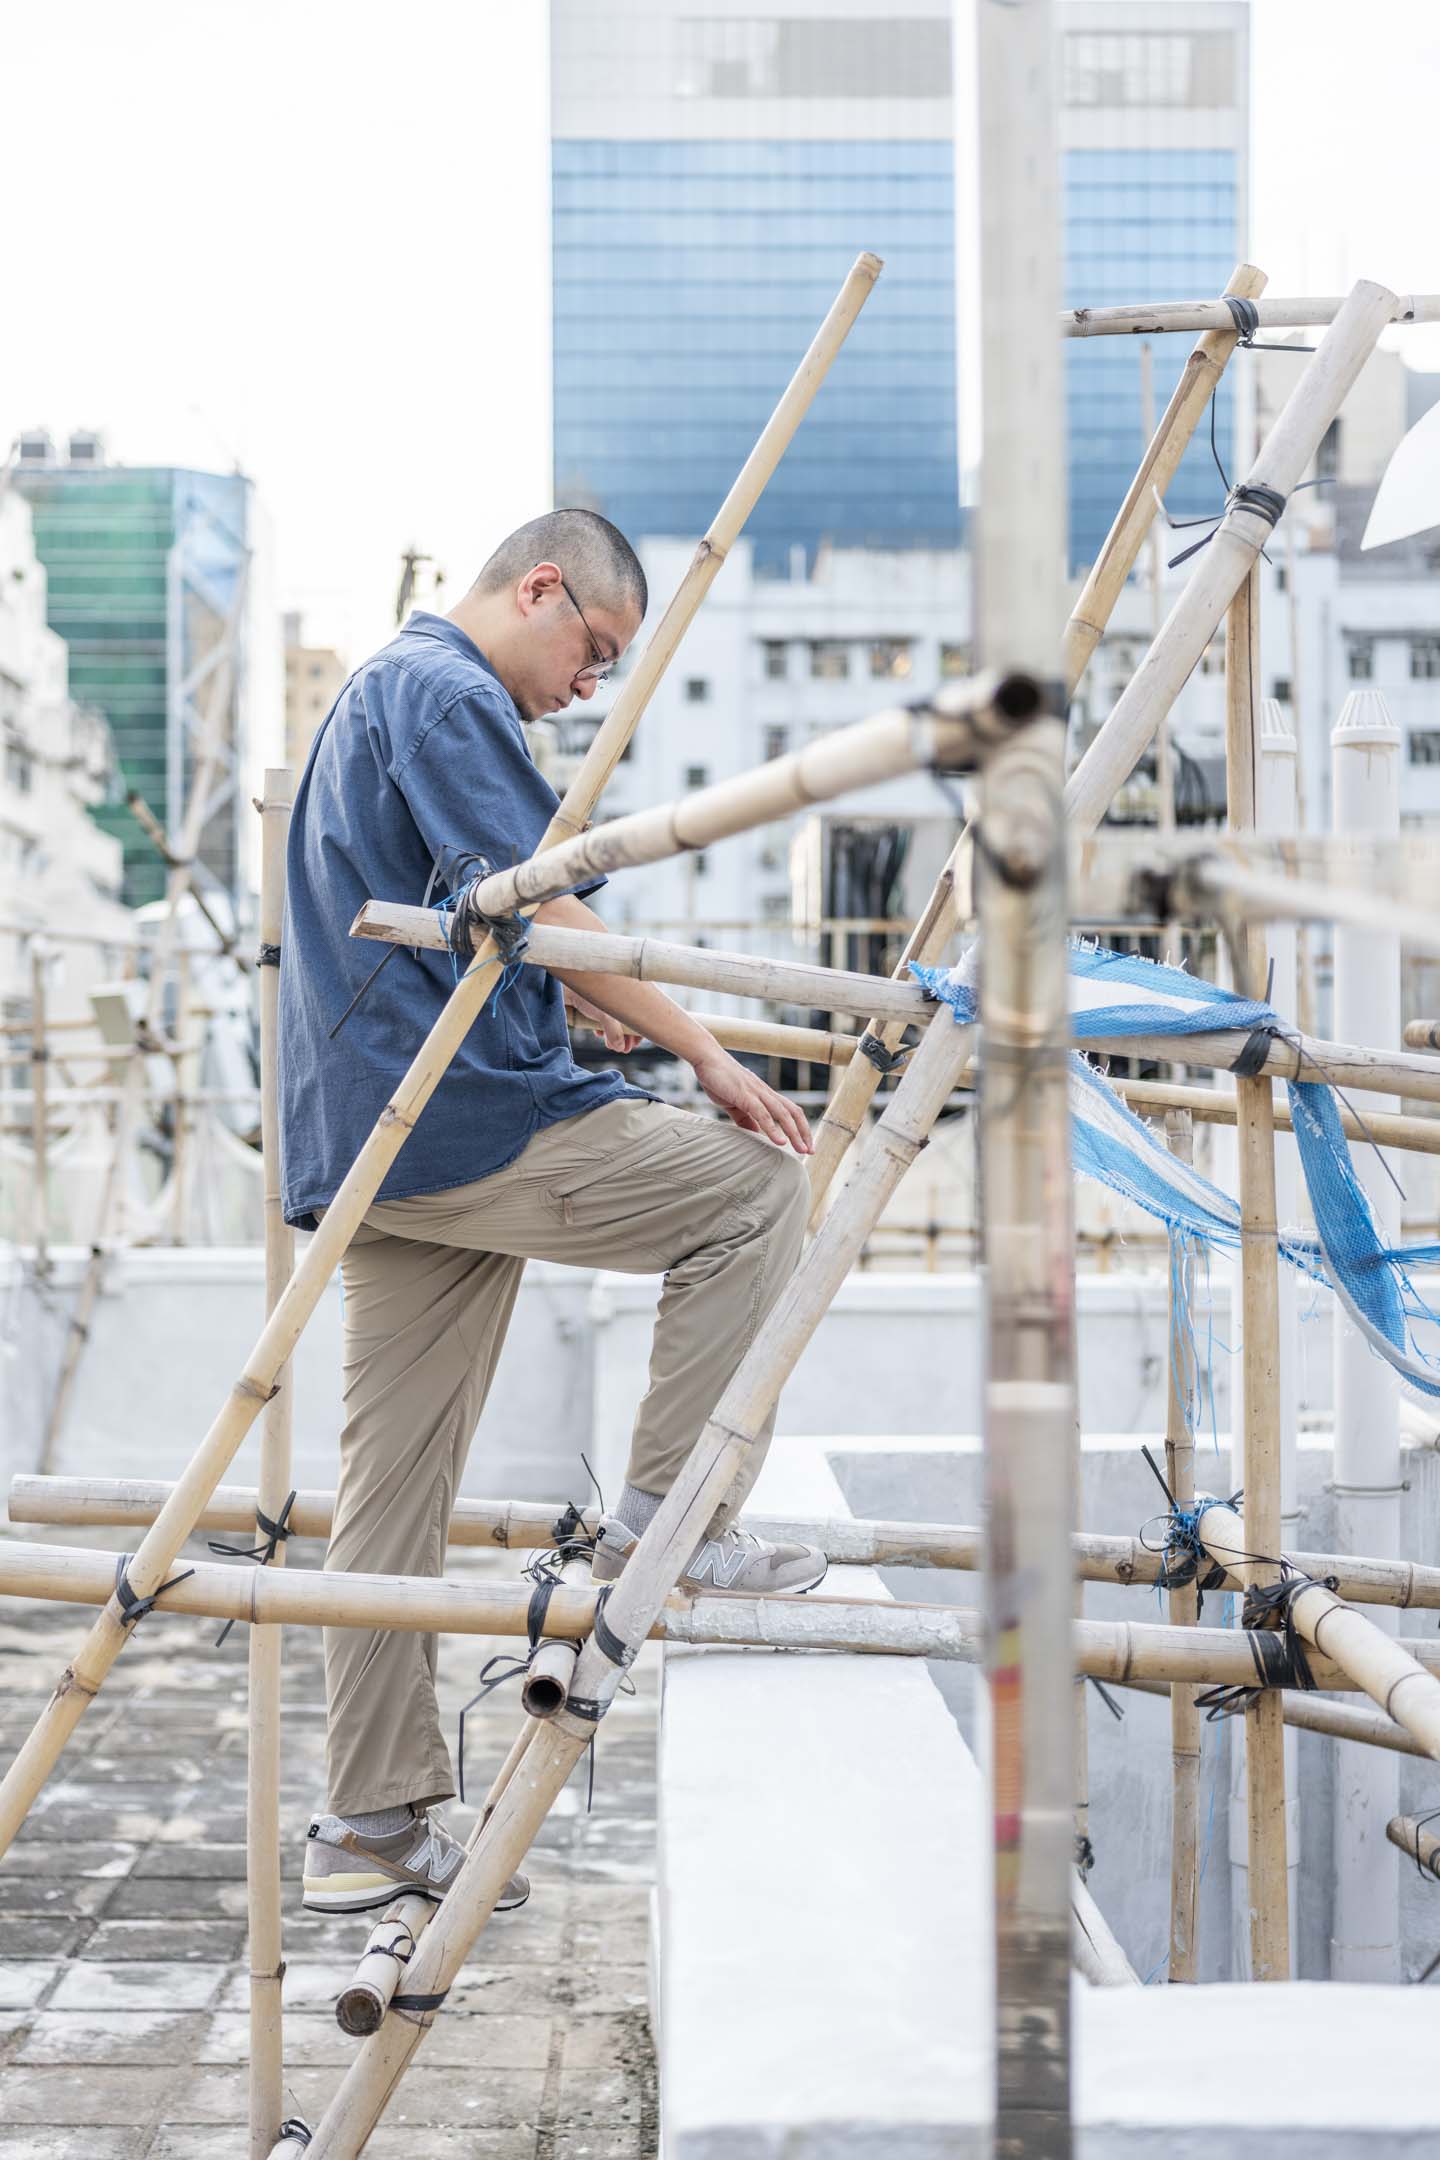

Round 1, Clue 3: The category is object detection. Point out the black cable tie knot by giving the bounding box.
[591,1582,638,1673]
[112,1553,196,1630]
[275,2124,311,2150]
[1195,1568,1333,1721]
[1222,295,1318,354]
[857,1029,913,1077]
[256,942,281,968]
[1229,1024,1279,1080]
[208,1490,298,1647]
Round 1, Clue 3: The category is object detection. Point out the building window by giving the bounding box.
[1271,678,1291,704]
[869,639,913,680]
[1316,420,1341,484]
[4,744,34,794]
[685,764,708,791]
[763,725,788,763]
[761,641,788,680]
[761,893,792,924]
[939,643,972,679]
[1410,730,1440,766]
[1063,30,1234,108]
[1411,639,1440,680]
[810,640,848,680]
[684,677,709,703]
[1348,639,1374,681]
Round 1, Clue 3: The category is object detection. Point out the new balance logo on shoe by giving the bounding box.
[404,1825,464,1887]
[686,1536,758,1590]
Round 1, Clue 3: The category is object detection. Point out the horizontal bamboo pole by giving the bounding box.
[1404,1021,1440,1053]
[1194,1499,1440,1757]
[464,675,1039,919]
[1065,281,1398,838]
[1105,1077,1440,1157]
[571,1002,862,1067]
[11,1538,1440,1692]
[1063,293,1440,338]
[16,1475,1440,1612]
[1386,1813,1440,1881]
[1121,1676,1431,1758]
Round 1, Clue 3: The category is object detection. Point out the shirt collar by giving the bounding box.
[402,610,501,682]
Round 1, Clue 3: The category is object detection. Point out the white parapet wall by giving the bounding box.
[656,1432,1440,2156]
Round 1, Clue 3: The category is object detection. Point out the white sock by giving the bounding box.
[339,1804,415,1837]
[615,1483,663,1537]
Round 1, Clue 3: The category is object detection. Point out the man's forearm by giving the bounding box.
[535,895,719,1066]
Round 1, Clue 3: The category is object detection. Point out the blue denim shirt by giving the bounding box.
[278,612,643,1227]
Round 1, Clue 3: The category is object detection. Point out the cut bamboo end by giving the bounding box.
[266,2124,313,2158]
[1403,1020,1440,1053]
[335,1894,433,2037]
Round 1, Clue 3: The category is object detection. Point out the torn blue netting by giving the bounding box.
[912,942,1440,1403]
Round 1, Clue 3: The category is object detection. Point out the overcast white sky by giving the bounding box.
[4,0,1439,661]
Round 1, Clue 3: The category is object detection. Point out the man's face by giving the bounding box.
[509,562,641,723]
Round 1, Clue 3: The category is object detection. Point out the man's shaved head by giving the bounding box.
[472,509,647,621]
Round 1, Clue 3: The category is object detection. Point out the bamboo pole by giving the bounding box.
[1122,1677,1431,1760]
[1072,1871,1140,1986]
[1062,293,1440,338]
[520,1558,592,1719]
[456,675,1036,923]
[1163,1109,1201,1983]
[1225,567,1291,1981]
[248,771,294,2160]
[29,944,49,1279]
[1404,1021,1440,1052]
[334,1721,538,2038]
[1385,1814,1440,1881]
[12,1535,1440,1692]
[1063,263,1267,692]
[19,1474,1440,1615]
[1101,1077,1440,1157]
[1194,1497,1440,1757]
[371,904,1440,1105]
[1065,281,1400,840]
[0,253,885,1860]
[572,1004,864,1069]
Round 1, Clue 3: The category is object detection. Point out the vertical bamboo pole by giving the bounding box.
[29,944,49,1281]
[0,253,882,1858]
[1224,569,1290,1981]
[249,771,294,2160]
[1163,1109,1200,1983]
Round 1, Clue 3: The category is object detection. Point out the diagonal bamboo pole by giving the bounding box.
[0,251,884,1860]
[801,264,1266,1233]
[1225,568,1290,1982]
[303,986,981,2156]
[248,770,294,2160]
[1163,1109,1201,1984]
[1065,280,1399,840]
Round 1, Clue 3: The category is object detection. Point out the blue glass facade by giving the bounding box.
[552,139,960,569]
[1065,147,1241,571]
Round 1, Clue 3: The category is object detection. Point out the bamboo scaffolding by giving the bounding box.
[1072,1872,1140,1987]
[1164,1110,1201,1984]
[248,771,294,2160]
[18,1475,1440,1614]
[1064,263,1267,692]
[1225,567,1291,1981]
[1193,1498,1440,1757]
[303,982,981,2155]
[451,674,1038,923]
[1062,293,1440,338]
[29,945,49,1279]
[520,1557,592,1720]
[1404,1021,1440,1053]
[1385,1814,1440,1881]
[0,251,885,1860]
[334,1721,538,2039]
[1121,1678,1430,1760]
[362,904,1440,1105]
[1065,280,1400,840]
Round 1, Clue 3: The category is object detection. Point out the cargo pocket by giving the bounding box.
[545,1114,683,1226]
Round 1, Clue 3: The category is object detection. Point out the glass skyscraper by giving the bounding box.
[1061,7,1250,571]
[550,5,960,570]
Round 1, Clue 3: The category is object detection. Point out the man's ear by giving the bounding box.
[517,560,563,618]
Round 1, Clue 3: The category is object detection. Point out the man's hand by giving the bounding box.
[691,1046,813,1156]
[566,989,644,1056]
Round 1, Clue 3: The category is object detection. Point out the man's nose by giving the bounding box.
[574,676,599,701]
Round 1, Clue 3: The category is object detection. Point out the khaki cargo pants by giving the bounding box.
[322,1096,809,1815]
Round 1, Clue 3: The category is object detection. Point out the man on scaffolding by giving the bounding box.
[278,509,824,1918]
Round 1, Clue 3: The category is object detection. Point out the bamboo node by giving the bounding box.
[237,1377,281,1406]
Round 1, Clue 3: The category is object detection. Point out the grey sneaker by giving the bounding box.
[590,1513,827,1596]
[302,1807,530,1916]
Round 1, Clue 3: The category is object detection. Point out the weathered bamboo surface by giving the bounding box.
[1386,1814,1440,1880]
[1063,263,1267,693]
[1164,1109,1200,1985]
[1065,281,1399,839]
[9,1538,1440,1691]
[1404,1021,1440,1053]
[1063,293,1440,337]
[1122,1677,1430,1759]
[1104,1077,1440,1156]
[15,1475,1440,1612]
[0,253,887,1864]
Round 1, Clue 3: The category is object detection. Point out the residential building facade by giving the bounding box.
[284,612,348,775]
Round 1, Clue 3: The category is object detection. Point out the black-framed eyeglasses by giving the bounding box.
[559,576,617,683]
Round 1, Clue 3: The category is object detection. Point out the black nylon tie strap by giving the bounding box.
[1168,481,1289,569]
[1221,294,1318,354]
[112,1552,196,1629]
[276,2124,311,2150]
[1193,1569,1338,1722]
[857,1030,911,1077]
[1229,1024,1280,1079]
[590,1584,638,1673]
[209,1490,299,1647]
[392,1986,450,2017]
[257,942,281,968]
